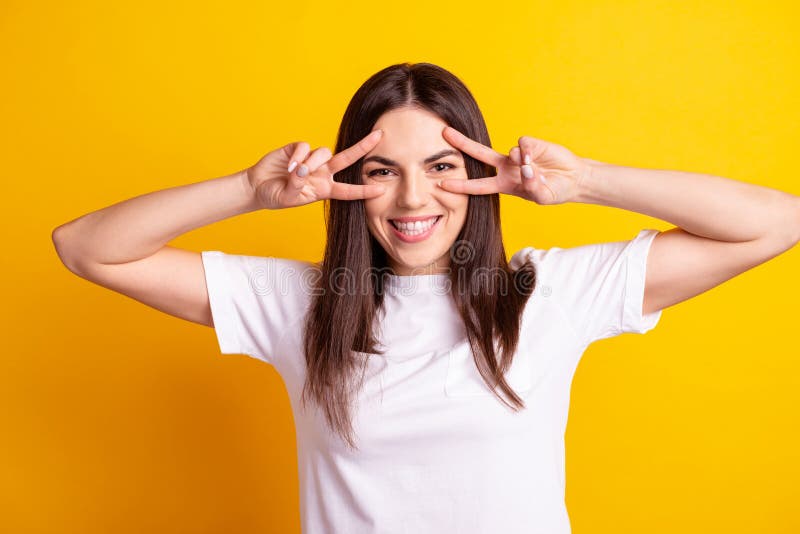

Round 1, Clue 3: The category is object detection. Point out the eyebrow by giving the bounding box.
[362,149,462,167]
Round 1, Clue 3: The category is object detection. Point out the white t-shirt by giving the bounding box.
[201,228,663,534]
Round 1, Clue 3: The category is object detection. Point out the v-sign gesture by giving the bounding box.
[437,126,591,205]
[246,129,387,210]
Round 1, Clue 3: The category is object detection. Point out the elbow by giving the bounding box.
[52,223,84,276]
[794,195,800,247]
[52,224,67,261]
[786,195,800,249]
[768,193,800,250]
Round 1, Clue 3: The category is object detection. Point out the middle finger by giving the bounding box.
[326,129,384,175]
[441,126,507,169]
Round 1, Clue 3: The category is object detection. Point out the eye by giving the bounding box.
[367,168,394,177]
[432,162,455,172]
[366,163,456,177]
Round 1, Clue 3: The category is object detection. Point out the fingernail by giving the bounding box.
[297,164,308,178]
[540,173,548,185]
[524,154,531,165]
[288,161,297,173]
[521,165,534,179]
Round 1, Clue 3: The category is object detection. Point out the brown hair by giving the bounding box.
[301,62,538,450]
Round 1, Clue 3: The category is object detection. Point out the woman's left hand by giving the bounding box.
[438,126,592,205]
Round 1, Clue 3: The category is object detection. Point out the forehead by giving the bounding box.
[367,108,454,158]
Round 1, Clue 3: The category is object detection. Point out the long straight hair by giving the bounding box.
[301,62,538,450]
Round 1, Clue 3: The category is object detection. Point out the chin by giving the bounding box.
[392,249,447,271]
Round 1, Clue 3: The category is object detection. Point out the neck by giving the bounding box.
[390,256,450,276]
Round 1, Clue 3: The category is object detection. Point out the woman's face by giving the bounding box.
[362,107,470,276]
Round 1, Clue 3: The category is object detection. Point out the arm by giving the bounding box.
[435,128,800,319]
[52,170,259,326]
[52,131,388,329]
[574,163,800,315]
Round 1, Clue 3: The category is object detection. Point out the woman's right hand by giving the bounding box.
[245,129,387,210]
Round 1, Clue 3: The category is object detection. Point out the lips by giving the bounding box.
[389,214,443,224]
[388,215,442,243]
[389,215,442,230]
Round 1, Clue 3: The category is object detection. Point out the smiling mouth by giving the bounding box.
[389,215,442,234]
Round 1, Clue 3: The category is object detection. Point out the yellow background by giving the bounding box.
[2,0,799,532]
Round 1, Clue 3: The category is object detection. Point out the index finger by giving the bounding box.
[442,126,507,169]
[328,181,387,201]
[437,176,500,196]
[326,129,383,175]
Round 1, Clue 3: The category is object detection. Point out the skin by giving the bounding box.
[361,107,470,276]
[268,107,573,277]
[277,107,800,317]
[357,106,579,276]
[51,97,800,331]
[435,124,800,317]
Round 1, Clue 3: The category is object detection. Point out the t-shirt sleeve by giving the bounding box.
[200,251,317,365]
[509,229,663,346]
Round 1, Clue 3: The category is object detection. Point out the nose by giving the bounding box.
[396,172,434,210]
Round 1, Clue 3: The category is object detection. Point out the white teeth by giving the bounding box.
[391,216,439,236]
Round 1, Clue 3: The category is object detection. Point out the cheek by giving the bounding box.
[363,198,384,219]
[363,189,398,219]
[363,199,389,237]
[444,196,469,221]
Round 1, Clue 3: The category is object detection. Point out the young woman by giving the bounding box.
[52,62,800,533]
